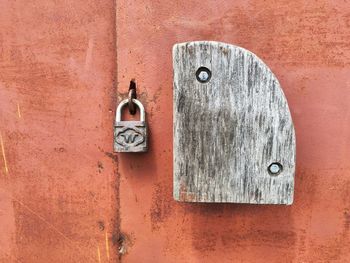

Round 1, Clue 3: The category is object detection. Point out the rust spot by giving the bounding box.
[118,232,134,256]
[54,147,66,153]
[97,161,104,173]
[343,209,350,233]
[103,151,118,164]
[192,229,218,252]
[97,221,105,231]
[221,229,297,249]
[150,182,173,230]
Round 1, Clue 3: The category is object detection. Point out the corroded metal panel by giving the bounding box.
[117,1,350,262]
[0,1,118,262]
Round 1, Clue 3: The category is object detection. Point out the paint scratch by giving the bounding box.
[13,197,73,243]
[105,230,110,260]
[17,103,21,118]
[0,132,9,174]
[97,245,101,263]
[12,196,98,262]
[85,37,94,70]
[0,189,98,262]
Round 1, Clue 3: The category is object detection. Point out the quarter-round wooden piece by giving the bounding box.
[173,41,296,204]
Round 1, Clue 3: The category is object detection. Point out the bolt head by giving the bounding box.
[196,67,211,83]
[268,163,282,175]
[198,70,209,82]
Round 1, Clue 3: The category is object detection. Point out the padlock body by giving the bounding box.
[114,121,147,152]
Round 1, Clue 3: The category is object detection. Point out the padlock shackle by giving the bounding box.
[116,98,145,122]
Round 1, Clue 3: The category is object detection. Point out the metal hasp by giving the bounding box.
[173,41,296,204]
[114,98,148,152]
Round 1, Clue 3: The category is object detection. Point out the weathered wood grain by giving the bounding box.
[173,41,296,204]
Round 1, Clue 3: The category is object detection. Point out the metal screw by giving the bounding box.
[198,70,209,82]
[196,67,211,83]
[268,163,282,175]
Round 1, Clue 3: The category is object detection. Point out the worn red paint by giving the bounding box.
[0,0,349,262]
[0,0,118,262]
[117,0,350,262]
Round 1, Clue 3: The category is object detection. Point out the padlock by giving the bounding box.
[114,98,148,152]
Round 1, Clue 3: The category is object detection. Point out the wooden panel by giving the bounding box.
[173,41,295,204]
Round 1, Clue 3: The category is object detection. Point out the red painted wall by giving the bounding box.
[0,0,349,262]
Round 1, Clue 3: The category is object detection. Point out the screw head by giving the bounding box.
[268,163,282,175]
[198,71,209,81]
[196,67,211,83]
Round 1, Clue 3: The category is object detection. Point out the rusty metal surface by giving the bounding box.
[0,1,118,262]
[0,0,349,262]
[117,0,350,262]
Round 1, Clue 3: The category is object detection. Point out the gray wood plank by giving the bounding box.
[173,41,296,204]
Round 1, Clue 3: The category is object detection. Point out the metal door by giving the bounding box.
[1,0,350,262]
